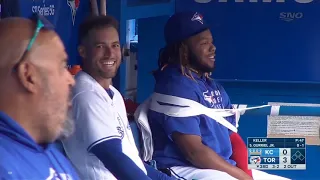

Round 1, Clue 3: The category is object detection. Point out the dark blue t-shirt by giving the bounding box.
[148,65,236,169]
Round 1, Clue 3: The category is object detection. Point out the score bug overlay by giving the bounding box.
[247,137,306,170]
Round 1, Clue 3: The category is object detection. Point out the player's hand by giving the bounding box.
[228,107,241,128]
[231,167,253,180]
[239,173,253,180]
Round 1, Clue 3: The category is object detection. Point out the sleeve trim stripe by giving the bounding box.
[87,135,122,152]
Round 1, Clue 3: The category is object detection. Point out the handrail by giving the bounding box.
[234,104,320,116]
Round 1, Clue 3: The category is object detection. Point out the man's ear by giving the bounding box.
[78,45,86,58]
[16,62,39,93]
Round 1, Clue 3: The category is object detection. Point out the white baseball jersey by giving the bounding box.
[62,71,147,180]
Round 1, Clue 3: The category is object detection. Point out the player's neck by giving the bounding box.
[188,66,204,77]
[83,69,112,89]
[96,78,112,89]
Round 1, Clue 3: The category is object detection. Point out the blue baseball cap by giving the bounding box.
[164,11,210,45]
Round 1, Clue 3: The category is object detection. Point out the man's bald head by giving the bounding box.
[0,17,60,74]
[0,16,75,144]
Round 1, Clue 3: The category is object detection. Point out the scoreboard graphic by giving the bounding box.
[247,138,306,170]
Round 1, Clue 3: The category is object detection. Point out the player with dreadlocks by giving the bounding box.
[157,31,212,80]
[148,11,251,180]
[147,11,291,180]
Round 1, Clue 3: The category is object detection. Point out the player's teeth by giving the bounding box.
[103,61,114,65]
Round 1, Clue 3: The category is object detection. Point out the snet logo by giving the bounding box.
[194,0,314,3]
[279,12,303,22]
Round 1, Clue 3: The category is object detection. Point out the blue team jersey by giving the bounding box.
[0,111,79,180]
[148,65,236,169]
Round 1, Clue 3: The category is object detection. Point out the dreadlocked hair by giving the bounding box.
[157,42,197,80]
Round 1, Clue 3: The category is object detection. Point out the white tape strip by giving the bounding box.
[150,93,271,133]
[270,105,280,116]
[150,93,238,132]
[238,104,248,115]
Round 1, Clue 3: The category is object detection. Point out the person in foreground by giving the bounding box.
[62,15,175,180]
[0,15,78,179]
[147,11,291,180]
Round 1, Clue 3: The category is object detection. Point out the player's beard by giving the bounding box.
[188,50,214,73]
[58,110,75,140]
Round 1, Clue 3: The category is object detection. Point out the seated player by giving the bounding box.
[147,11,291,180]
[61,15,175,180]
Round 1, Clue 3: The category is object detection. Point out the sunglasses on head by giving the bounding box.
[13,13,54,71]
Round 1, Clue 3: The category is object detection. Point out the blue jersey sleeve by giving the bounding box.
[91,139,151,180]
[153,78,201,139]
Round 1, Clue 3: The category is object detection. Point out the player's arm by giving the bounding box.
[90,139,151,180]
[172,133,252,180]
[219,83,252,176]
[215,81,239,135]
[91,141,175,180]
[73,92,151,180]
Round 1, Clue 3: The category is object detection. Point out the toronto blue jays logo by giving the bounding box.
[203,90,223,108]
[46,167,72,180]
[203,90,215,107]
[117,126,124,139]
[191,12,204,24]
[67,0,80,25]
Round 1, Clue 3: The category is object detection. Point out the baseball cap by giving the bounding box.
[164,11,210,45]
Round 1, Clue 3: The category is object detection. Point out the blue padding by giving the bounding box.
[129,120,142,154]
[124,1,175,20]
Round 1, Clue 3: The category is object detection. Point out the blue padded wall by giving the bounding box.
[137,15,171,102]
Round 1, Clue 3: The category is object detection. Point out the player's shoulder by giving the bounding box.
[155,77,200,102]
[72,73,97,97]
[159,72,198,89]
[0,136,12,157]
[154,68,201,100]
[0,135,28,166]
[72,73,106,103]
[72,90,103,104]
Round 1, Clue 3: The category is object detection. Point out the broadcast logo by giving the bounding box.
[250,156,261,164]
